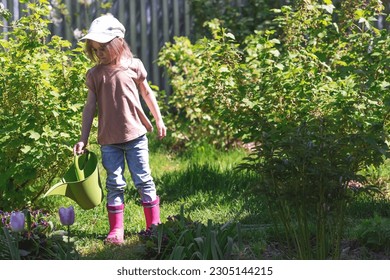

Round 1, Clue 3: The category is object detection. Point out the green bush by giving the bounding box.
[0,0,91,210]
[355,215,390,253]
[158,19,242,149]
[240,0,389,259]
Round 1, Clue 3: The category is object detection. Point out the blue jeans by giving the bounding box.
[100,134,156,206]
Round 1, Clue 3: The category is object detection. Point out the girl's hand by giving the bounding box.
[73,141,86,155]
[156,119,167,140]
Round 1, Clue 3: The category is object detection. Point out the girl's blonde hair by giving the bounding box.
[85,37,133,64]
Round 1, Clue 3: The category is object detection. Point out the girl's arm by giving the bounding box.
[73,90,97,155]
[139,79,167,140]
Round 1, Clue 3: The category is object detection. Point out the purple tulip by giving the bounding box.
[59,206,75,226]
[10,211,25,232]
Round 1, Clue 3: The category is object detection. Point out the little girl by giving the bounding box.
[73,14,167,244]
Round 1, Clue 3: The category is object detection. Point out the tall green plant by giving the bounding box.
[0,0,91,210]
[237,0,389,259]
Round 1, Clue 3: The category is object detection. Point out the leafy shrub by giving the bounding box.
[240,1,389,259]
[0,0,91,210]
[158,19,242,149]
[138,207,242,260]
[359,159,390,197]
[355,215,390,253]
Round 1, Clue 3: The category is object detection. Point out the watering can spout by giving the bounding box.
[44,151,103,210]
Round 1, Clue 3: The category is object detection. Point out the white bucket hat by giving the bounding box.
[80,14,125,43]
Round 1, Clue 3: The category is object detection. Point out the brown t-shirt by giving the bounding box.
[86,58,153,145]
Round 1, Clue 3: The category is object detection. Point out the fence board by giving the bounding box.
[184,0,190,36]
[151,0,160,87]
[139,0,148,69]
[128,0,137,56]
[173,0,180,35]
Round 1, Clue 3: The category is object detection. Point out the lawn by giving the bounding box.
[41,140,388,260]
[2,141,389,260]
[68,144,264,259]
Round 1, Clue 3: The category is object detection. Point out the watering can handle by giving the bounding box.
[74,150,89,181]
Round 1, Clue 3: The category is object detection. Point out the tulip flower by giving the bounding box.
[59,206,75,226]
[58,206,76,259]
[10,211,25,232]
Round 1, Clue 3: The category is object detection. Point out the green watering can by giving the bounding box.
[44,150,104,210]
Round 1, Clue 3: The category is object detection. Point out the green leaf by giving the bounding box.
[218,66,229,73]
[380,81,390,89]
[270,39,281,44]
[358,18,371,30]
[275,63,285,70]
[170,246,186,260]
[269,49,280,57]
[28,131,41,140]
[225,33,235,40]
[354,9,364,20]
[1,228,20,260]
[321,4,335,14]
[157,226,164,254]
[332,23,339,33]
[21,146,32,153]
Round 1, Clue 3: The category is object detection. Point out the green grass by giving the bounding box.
[39,143,390,260]
[45,144,264,259]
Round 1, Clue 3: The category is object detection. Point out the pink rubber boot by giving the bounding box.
[142,196,161,229]
[105,204,124,244]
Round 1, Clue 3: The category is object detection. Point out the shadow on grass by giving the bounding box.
[74,162,390,260]
[72,162,270,259]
